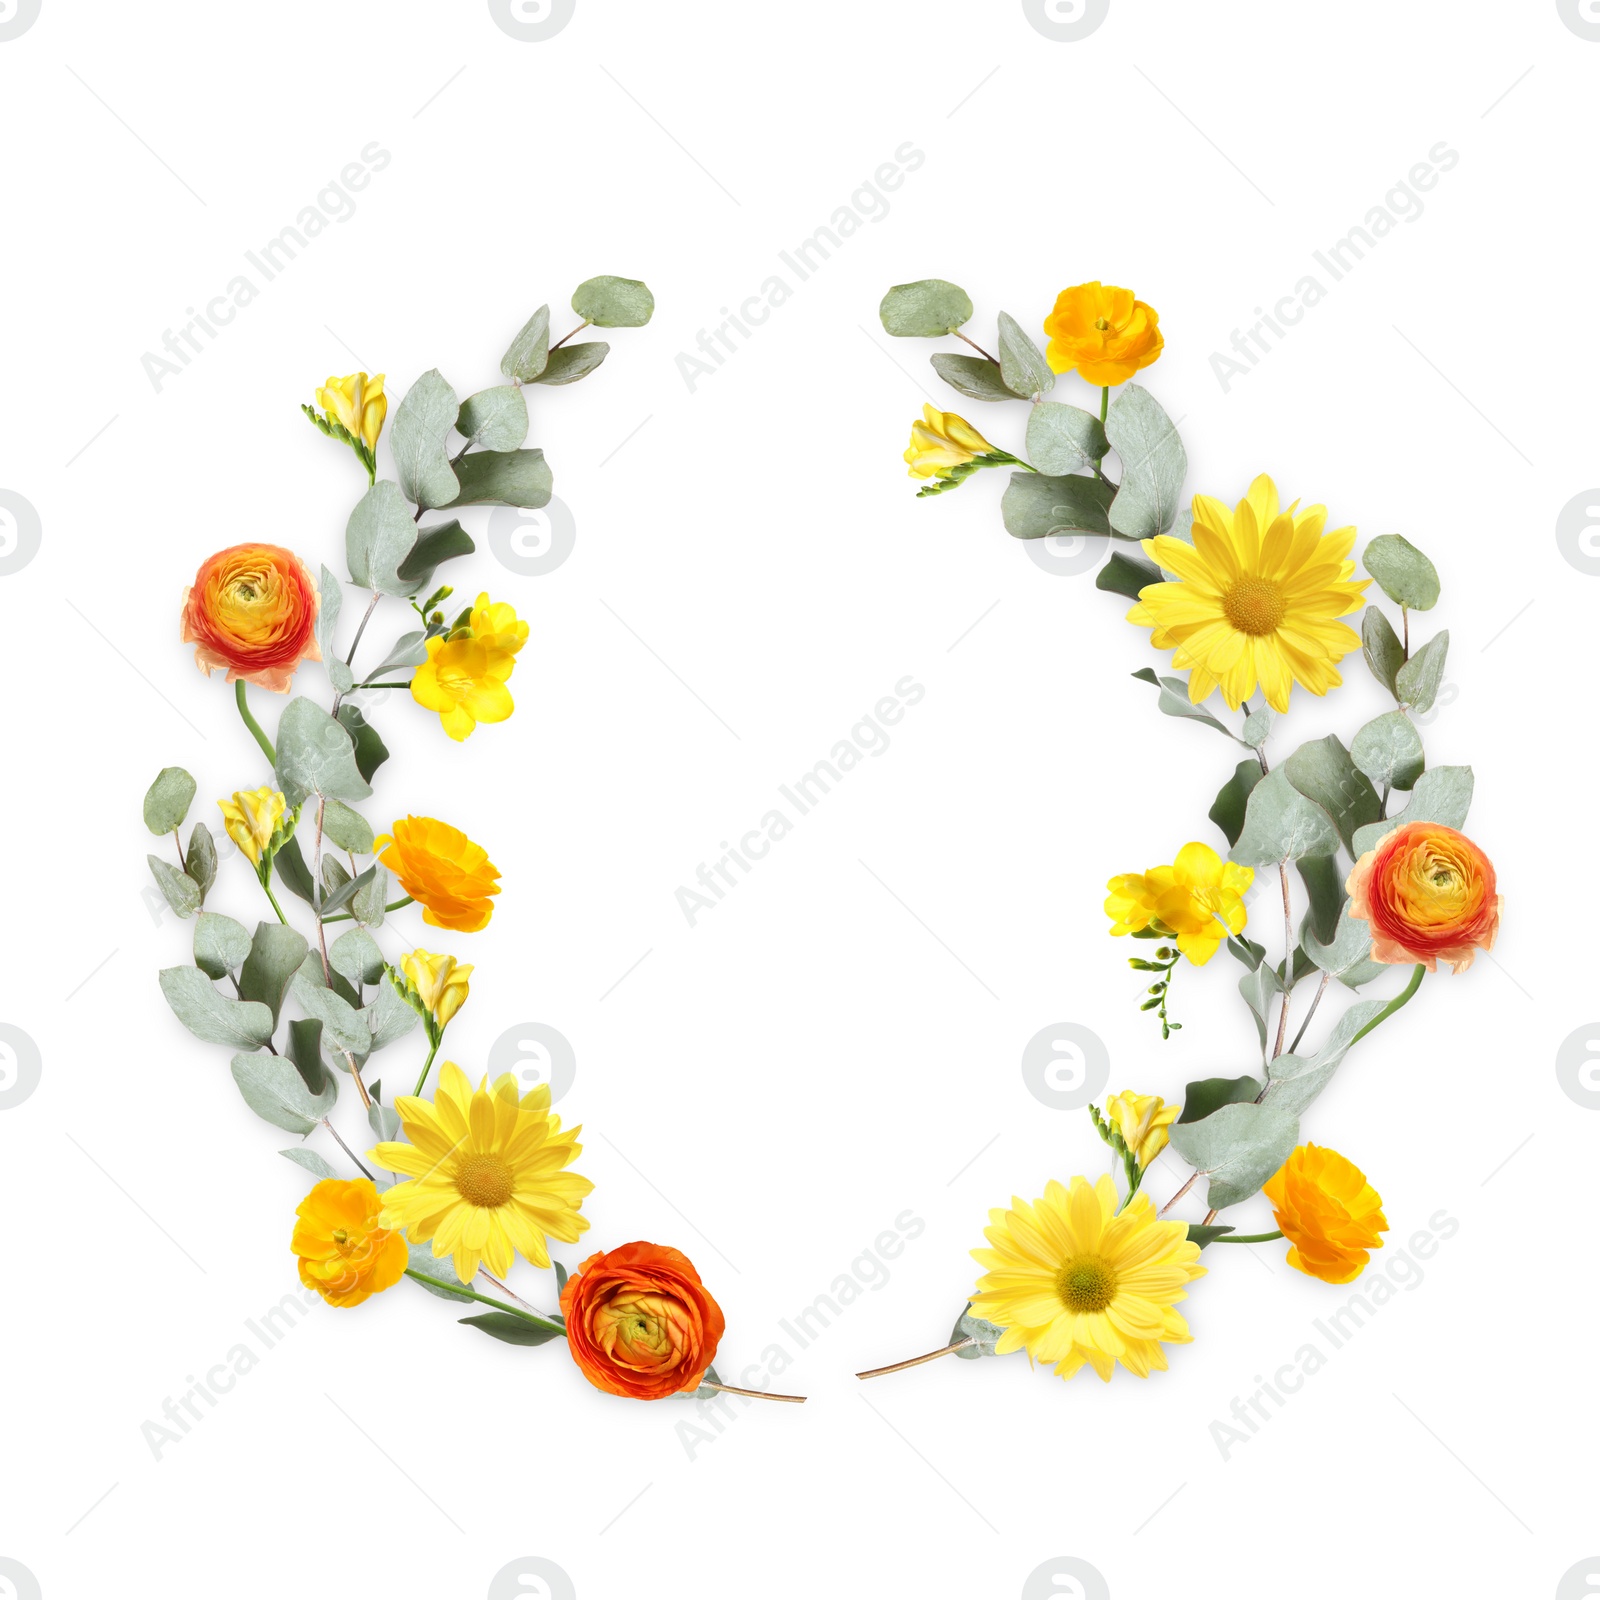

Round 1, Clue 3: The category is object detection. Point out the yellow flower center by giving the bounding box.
[454,1152,514,1208]
[332,1228,349,1246]
[1222,576,1288,637]
[1055,1255,1119,1313]
[1094,316,1111,331]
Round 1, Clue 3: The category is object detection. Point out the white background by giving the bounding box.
[1,1,1596,1596]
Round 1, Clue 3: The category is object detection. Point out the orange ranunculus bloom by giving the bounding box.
[1042,281,1164,386]
[181,542,321,693]
[1346,821,1500,974]
[560,1242,726,1400]
[373,814,501,932]
[291,1178,408,1307]
[1263,1144,1387,1285]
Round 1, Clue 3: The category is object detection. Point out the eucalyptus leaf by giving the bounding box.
[371,632,429,677]
[1351,711,1425,792]
[929,353,1021,403]
[390,369,460,510]
[1137,669,1238,740]
[879,278,973,337]
[274,834,317,905]
[441,449,552,510]
[1284,735,1382,854]
[184,823,217,900]
[1302,902,1378,980]
[351,864,391,929]
[1209,759,1264,848]
[1096,548,1162,599]
[336,705,389,785]
[951,1305,1007,1359]
[147,856,201,919]
[143,768,196,835]
[1351,766,1473,856]
[368,1101,401,1142]
[1186,1224,1238,1249]
[500,304,550,381]
[1165,1101,1300,1211]
[1297,853,1345,947]
[572,275,654,327]
[1226,934,1267,972]
[996,311,1053,398]
[407,1240,474,1302]
[280,1147,338,1180]
[275,698,372,808]
[1363,534,1440,611]
[194,912,252,979]
[290,969,369,1061]
[315,564,342,664]
[1230,769,1340,866]
[455,386,528,452]
[239,922,310,1025]
[396,520,474,591]
[345,480,420,596]
[1238,958,1284,1056]
[327,661,355,693]
[286,1017,331,1097]
[1262,998,1389,1118]
[160,967,274,1049]
[329,928,385,988]
[318,864,375,918]
[531,342,610,384]
[1025,402,1108,474]
[458,1311,565,1347]
[1000,472,1115,539]
[320,855,351,899]
[1396,629,1449,714]
[320,800,374,855]
[1178,1075,1262,1125]
[1105,384,1187,539]
[1242,707,1273,749]
[231,1051,337,1135]
[363,980,419,1051]
[1362,608,1405,696]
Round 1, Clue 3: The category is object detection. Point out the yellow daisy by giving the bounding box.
[970,1175,1204,1381]
[1127,473,1368,713]
[371,1063,592,1282]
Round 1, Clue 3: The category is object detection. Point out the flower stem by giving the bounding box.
[1349,964,1425,1047]
[1209,1229,1283,1244]
[403,1268,565,1331]
[702,1380,808,1404]
[413,1038,440,1098]
[856,1338,976,1379]
[259,873,289,925]
[953,329,999,365]
[1100,385,1110,424]
[322,896,413,925]
[235,679,276,764]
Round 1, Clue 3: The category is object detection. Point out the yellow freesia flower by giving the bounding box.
[316,371,387,451]
[218,787,287,866]
[1105,842,1252,966]
[400,949,472,1032]
[468,593,529,657]
[410,634,516,742]
[904,405,995,479]
[1128,474,1369,713]
[1105,1091,1179,1167]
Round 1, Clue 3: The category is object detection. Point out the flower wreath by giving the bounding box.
[860,278,1500,1386]
[143,284,803,1409]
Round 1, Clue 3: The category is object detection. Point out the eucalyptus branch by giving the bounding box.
[856,1338,976,1379]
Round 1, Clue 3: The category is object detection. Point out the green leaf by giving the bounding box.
[275,698,372,808]
[231,1050,337,1135]
[1284,734,1382,855]
[407,1240,475,1302]
[929,353,1021,403]
[1137,670,1238,740]
[950,1304,1007,1359]
[1351,711,1425,792]
[572,275,654,327]
[351,864,392,929]
[1000,472,1115,539]
[345,480,419,595]
[1230,769,1340,866]
[1166,1101,1300,1211]
[143,768,196,835]
[531,342,610,385]
[319,800,374,855]
[274,834,317,905]
[362,979,419,1051]
[1096,547,1162,599]
[1178,1074,1262,1125]
[290,968,369,1061]
[1297,853,1345,946]
[1242,706,1273,748]
[1209,759,1264,848]
[1226,934,1267,972]
[280,1147,338,1180]
[286,1017,332,1097]
[194,912,252,979]
[879,278,972,337]
[327,660,355,694]
[501,304,550,381]
[390,369,460,510]
[317,864,375,918]
[160,967,274,1049]
[553,1260,569,1294]
[336,705,389,784]
[1238,957,1284,1055]
[455,386,528,452]
[1185,1224,1238,1249]
[368,1100,401,1143]
[329,928,385,988]
[458,1311,565,1347]
[147,856,201,919]
[370,632,429,676]
[440,449,552,510]
[1105,384,1187,539]
[1025,402,1108,475]
[396,520,474,591]
[1262,998,1390,1118]
[996,311,1053,398]
[1362,608,1405,696]
[1363,534,1440,611]
[1351,766,1473,857]
[184,823,217,901]
[1396,629,1449,714]
[315,564,342,664]
[1302,903,1385,988]
[238,922,309,1025]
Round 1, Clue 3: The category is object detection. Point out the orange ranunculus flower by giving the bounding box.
[291,1177,408,1307]
[1263,1144,1387,1285]
[373,814,501,932]
[560,1242,726,1400]
[1346,821,1500,974]
[1042,281,1164,386]
[180,543,321,694]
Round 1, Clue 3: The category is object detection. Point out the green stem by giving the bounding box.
[1100,385,1110,424]
[1211,1230,1284,1244]
[356,680,414,690]
[403,1269,565,1333]
[323,895,413,925]
[259,872,288,925]
[413,1038,441,1098]
[1349,964,1425,1047]
[235,679,276,764]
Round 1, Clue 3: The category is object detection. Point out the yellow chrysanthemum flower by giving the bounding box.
[1104,841,1253,966]
[410,634,516,742]
[373,1063,593,1282]
[904,405,995,479]
[970,1175,1205,1381]
[217,787,287,866]
[468,593,529,657]
[316,371,387,451]
[399,948,472,1031]
[1105,1092,1179,1168]
[1127,474,1369,713]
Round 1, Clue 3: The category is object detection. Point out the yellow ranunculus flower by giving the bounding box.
[1263,1144,1388,1284]
[218,787,287,866]
[468,593,529,657]
[1105,1091,1179,1168]
[316,371,387,451]
[904,405,996,480]
[1042,281,1163,386]
[1105,842,1253,966]
[410,634,517,742]
[400,949,472,1032]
